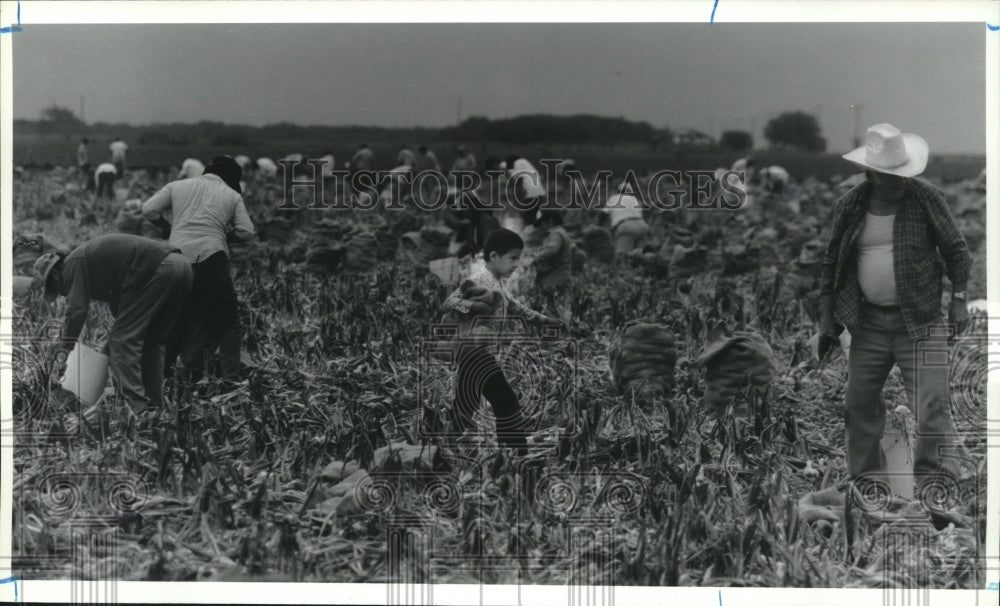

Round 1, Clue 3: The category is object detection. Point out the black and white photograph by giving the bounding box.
[1,1,996,604]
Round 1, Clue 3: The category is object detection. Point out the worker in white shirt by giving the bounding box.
[604,182,650,256]
[757,165,790,194]
[254,157,279,182]
[95,162,118,202]
[397,146,417,168]
[451,146,476,174]
[177,158,205,180]
[142,156,256,387]
[109,137,129,177]
[417,145,440,173]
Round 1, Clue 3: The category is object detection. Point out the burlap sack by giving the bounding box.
[114,209,144,235]
[609,321,678,400]
[581,226,614,262]
[669,244,709,278]
[695,327,777,416]
[342,232,378,273]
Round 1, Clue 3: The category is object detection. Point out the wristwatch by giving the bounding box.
[952,291,968,301]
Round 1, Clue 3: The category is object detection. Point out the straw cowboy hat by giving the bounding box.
[842,123,928,177]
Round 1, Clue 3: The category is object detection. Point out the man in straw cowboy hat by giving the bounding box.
[34,234,193,415]
[818,123,972,512]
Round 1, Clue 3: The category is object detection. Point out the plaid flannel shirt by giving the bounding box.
[820,178,971,340]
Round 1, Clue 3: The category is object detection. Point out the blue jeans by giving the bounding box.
[845,302,965,486]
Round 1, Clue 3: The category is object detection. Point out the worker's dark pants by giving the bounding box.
[166,251,242,383]
[79,164,94,191]
[453,344,528,452]
[96,173,115,200]
[108,253,192,413]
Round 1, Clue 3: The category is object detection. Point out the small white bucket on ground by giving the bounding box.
[61,342,110,406]
[878,406,914,499]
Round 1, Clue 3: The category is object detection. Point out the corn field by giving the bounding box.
[5,164,989,590]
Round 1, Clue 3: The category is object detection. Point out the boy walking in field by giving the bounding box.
[443,228,563,454]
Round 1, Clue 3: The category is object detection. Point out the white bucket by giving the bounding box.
[878,407,914,499]
[61,343,110,406]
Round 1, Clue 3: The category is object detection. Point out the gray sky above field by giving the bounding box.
[11,22,986,154]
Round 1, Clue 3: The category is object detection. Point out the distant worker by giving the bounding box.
[523,210,573,326]
[109,137,129,178]
[417,145,441,173]
[94,161,118,203]
[78,138,94,191]
[555,159,576,181]
[34,234,193,415]
[397,146,417,168]
[731,155,756,183]
[604,181,650,256]
[254,157,279,182]
[234,154,252,173]
[350,144,377,194]
[451,146,477,174]
[505,155,547,230]
[757,165,790,194]
[351,144,376,171]
[177,158,205,180]
[318,152,337,198]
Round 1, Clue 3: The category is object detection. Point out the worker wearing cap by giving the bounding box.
[34,234,193,414]
[142,156,256,386]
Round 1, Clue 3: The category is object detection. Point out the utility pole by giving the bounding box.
[850,103,863,149]
[456,96,462,125]
[80,94,85,123]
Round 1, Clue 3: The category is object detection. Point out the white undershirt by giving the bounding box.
[856,212,897,306]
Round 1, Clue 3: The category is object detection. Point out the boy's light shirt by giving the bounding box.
[444,266,545,359]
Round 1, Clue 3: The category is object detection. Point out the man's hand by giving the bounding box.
[51,347,71,383]
[949,299,969,337]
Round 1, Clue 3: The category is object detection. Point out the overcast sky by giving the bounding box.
[11,21,986,154]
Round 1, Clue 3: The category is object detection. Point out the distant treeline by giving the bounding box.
[14,113,670,148]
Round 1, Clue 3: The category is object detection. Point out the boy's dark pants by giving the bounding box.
[453,343,528,451]
[166,251,242,383]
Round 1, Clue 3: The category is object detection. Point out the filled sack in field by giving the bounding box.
[695,326,777,417]
[669,244,709,278]
[581,226,614,262]
[784,239,825,295]
[305,243,345,271]
[398,231,450,266]
[48,188,68,205]
[746,226,782,266]
[420,225,453,248]
[721,244,759,276]
[313,218,352,241]
[342,232,378,273]
[12,233,70,272]
[13,275,36,298]
[113,208,145,235]
[259,217,296,245]
[608,321,678,401]
[669,226,696,248]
